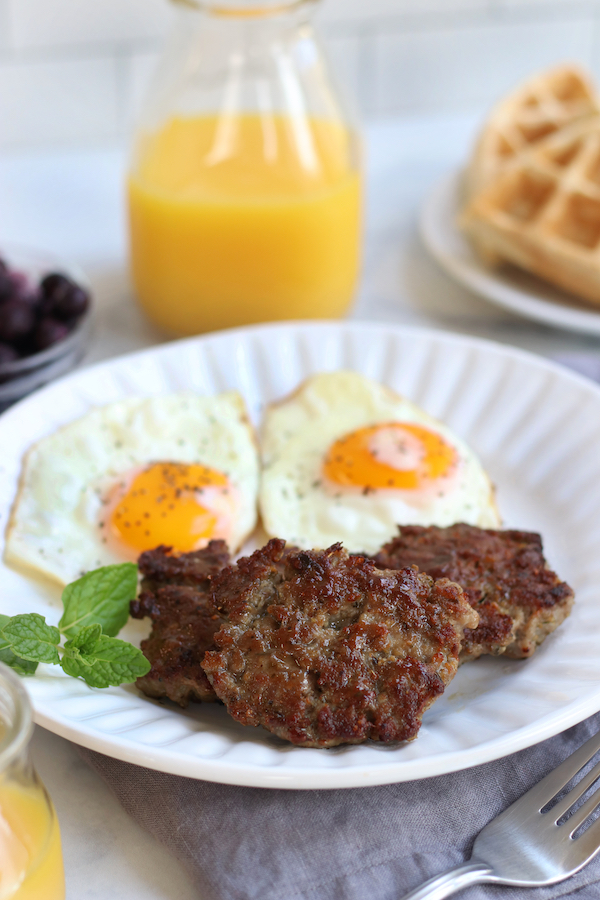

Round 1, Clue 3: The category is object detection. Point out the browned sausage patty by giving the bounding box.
[130,541,230,706]
[373,524,574,661]
[136,541,230,593]
[202,539,478,748]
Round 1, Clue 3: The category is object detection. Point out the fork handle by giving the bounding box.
[400,862,494,900]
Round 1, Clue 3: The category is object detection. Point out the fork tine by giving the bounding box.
[517,730,600,813]
[565,781,600,837]
[551,758,600,824]
[572,808,600,862]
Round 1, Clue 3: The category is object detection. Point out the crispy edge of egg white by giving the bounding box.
[3,391,260,587]
[259,371,501,551]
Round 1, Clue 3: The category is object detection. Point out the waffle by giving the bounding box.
[466,65,600,200]
[460,116,600,306]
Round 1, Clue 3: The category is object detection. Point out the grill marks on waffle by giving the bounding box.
[487,121,600,238]
[130,542,230,706]
[202,540,478,748]
[485,71,597,169]
[467,66,599,199]
[373,524,574,661]
[461,115,600,304]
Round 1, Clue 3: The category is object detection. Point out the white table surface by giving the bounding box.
[1,113,599,899]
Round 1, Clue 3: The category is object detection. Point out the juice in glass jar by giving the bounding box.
[0,782,64,900]
[0,667,65,900]
[128,113,362,335]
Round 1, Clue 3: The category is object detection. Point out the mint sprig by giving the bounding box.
[1,564,150,689]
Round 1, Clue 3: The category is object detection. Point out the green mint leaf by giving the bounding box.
[59,563,138,638]
[0,647,38,676]
[65,623,102,654]
[1,614,60,665]
[61,647,93,667]
[60,634,150,688]
[62,624,102,668]
[0,615,37,675]
[0,616,39,677]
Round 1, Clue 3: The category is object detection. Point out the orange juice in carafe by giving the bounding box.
[128,0,363,336]
[129,113,361,335]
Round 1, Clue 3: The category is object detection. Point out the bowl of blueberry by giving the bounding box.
[0,245,92,411]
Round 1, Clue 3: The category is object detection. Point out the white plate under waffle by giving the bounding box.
[2,321,600,789]
[420,168,600,336]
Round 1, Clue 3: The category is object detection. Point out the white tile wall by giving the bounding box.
[373,16,596,115]
[8,0,172,49]
[0,0,600,149]
[0,57,120,147]
[318,0,492,25]
[0,1,9,51]
[498,0,592,7]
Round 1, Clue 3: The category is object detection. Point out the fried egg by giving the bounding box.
[259,372,500,554]
[5,392,259,586]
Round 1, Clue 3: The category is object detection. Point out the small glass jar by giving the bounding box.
[128,0,362,336]
[0,664,65,900]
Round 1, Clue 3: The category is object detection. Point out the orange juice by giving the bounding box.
[0,781,64,899]
[128,114,361,335]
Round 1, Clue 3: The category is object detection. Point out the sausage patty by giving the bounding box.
[373,524,574,660]
[130,541,230,706]
[202,539,478,748]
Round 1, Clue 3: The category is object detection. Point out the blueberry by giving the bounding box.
[9,271,30,297]
[0,299,35,342]
[9,276,40,312]
[53,285,89,321]
[22,289,42,310]
[0,268,13,303]
[33,317,69,351]
[0,342,19,365]
[41,273,71,303]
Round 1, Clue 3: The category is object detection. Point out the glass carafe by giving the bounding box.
[0,664,65,899]
[128,0,362,336]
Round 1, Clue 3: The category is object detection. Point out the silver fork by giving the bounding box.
[402,728,600,899]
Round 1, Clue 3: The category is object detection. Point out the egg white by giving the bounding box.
[259,371,500,554]
[4,392,259,586]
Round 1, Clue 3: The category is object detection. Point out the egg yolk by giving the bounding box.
[105,461,234,555]
[322,423,458,490]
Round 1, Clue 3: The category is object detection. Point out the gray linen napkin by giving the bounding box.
[80,353,600,900]
[80,714,600,900]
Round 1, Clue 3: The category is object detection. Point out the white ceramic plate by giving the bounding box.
[420,169,600,336]
[2,321,600,790]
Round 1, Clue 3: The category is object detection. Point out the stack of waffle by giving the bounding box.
[460,65,600,304]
